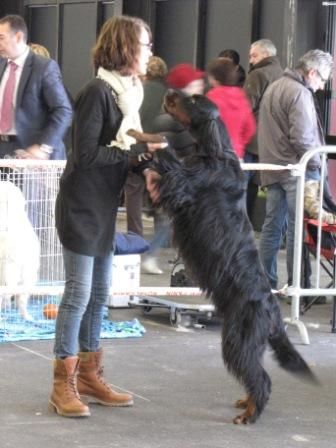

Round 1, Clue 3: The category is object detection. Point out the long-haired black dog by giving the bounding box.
[149,91,316,424]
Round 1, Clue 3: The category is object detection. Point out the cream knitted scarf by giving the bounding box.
[97,67,144,150]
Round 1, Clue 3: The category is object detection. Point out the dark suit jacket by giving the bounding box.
[0,50,72,159]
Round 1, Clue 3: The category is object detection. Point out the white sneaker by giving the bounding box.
[142,257,163,275]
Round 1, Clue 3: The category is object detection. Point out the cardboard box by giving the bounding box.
[108,254,141,307]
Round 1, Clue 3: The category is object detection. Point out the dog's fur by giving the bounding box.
[0,181,40,321]
[150,92,316,424]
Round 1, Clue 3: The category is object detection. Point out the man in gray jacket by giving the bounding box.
[258,49,333,290]
[244,39,283,219]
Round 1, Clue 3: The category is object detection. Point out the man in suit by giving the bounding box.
[0,15,72,160]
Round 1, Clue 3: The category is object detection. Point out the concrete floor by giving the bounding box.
[1,217,336,448]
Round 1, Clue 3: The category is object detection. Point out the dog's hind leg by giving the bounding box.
[222,319,272,423]
[234,367,272,424]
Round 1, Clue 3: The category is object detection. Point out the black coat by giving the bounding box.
[56,78,147,256]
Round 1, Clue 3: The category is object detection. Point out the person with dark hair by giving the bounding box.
[50,15,165,418]
[0,15,72,160]
[219,48,240,65]
[207,57,255,160]
[218,48,246,86]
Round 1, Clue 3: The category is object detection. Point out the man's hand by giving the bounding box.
[15,144,50,160]
[144,169,161,204]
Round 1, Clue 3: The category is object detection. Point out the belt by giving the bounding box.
[0,135,17,142]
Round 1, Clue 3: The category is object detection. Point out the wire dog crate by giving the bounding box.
[0,160,65,341]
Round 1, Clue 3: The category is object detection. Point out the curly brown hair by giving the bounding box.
[92,15,151,74]
[29,43,50,58]
[146,56,167,80]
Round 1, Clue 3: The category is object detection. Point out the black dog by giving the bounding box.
[150,92,316,424]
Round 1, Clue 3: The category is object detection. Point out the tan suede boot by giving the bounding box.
[77,350,134,407]
[49,357,90,417]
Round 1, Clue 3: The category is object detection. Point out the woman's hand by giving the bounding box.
[129,152,153,167]
[143,169,161,203]
[147,141,168,153]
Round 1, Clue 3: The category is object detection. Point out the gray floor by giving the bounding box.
[1,216,336,448]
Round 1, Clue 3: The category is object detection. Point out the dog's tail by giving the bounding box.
[268,295,318,384]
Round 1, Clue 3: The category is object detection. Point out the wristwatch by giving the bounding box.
[40,144,53,154]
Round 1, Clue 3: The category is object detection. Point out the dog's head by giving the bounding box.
[164,90,219,127]
[164,90,233,160]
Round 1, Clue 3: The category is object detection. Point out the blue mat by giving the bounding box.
[0,304,146,343]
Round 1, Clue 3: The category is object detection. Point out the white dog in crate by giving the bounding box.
[0,181,40,321]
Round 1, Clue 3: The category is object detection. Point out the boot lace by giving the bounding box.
[97,365,110,389]
[66,373,80,398]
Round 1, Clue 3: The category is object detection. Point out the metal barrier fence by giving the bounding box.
[0,152,335,343]
[284,146,336,344]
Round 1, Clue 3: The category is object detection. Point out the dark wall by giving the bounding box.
[9,0,329,99]
[0,0,24,16]
[154,0,202,69]
[296,0,327,62]
[23,0,124,98]
[204,0,255,71]
[122,0,154,24]
[259,0,288,65]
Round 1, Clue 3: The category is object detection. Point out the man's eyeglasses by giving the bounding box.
[140,42,153,50]
[317,70,329,84]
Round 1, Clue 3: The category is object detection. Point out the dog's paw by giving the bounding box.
[233,396,257,424]
[233,413,250,424]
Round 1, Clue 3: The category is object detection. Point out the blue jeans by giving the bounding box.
[54,247,113,358]
[259,169,320,289]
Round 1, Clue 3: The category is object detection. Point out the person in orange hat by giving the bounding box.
[141,63,204,275]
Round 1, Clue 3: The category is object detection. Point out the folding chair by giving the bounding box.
[303,218,336,332]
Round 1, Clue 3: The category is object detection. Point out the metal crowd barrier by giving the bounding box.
[1,152,336,341]
[284,146,336,344]
[243,148,336,345]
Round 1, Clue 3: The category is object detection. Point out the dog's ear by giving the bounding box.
[164,90,191,126]
[164,90,182,113]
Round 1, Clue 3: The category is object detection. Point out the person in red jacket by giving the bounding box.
[206,57,256,160]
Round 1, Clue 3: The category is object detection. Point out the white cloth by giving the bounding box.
[97,67,143,150]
